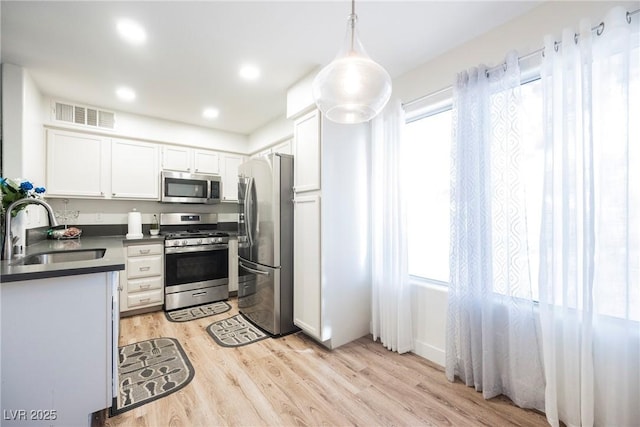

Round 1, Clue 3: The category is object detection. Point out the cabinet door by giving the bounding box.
[293,194,325,340]
[193,149,220,174]
[46,129,108,197]
[111,139,159,199]
[228,238,239,292]
[293,109,321,193]
[221,154,244,202]
[162,146,191,172]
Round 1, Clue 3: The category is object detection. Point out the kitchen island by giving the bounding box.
[0,236,125,426]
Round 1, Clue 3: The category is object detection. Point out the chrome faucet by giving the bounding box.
[2,198,58,260]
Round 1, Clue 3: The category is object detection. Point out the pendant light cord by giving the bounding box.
[349,0,357,52]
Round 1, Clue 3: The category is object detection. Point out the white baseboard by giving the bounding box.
[412,338,445,367]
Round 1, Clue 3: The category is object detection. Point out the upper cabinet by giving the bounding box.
[293,109,321,193]
[46,128,110,198]
[220,153,244,202]
[162,146,220,175]
[111,139,159,200]
[46,127,245,202]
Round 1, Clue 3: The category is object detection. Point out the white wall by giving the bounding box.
[247,115,293,155]
[41,96,249,154]
[395,0,636,366]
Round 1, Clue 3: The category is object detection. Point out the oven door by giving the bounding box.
[165,245,229,292]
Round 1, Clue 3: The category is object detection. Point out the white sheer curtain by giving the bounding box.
[370,98,413,354]
[446,52,546,411]
[539,7,640,427]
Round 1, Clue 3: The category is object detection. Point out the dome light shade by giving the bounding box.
[312,3,391,124]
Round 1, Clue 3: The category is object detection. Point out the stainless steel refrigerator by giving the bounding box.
[237,153,297,336]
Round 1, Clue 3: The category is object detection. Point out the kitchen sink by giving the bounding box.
[11,248,107,266]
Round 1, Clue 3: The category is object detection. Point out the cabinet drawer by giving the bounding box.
[127,276,163,293]
[127,288,163,308]
[127,244,163,257]
[127,255,163,279]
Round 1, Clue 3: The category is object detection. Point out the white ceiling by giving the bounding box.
[1,1,540,135]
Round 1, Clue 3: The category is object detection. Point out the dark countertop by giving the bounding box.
[0,236,127,283]
[1,228,238,284]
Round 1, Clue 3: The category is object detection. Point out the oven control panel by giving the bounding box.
[165,237,228,247]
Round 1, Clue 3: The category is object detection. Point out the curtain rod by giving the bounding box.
[402,7,639,109]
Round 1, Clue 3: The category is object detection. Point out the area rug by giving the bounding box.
[207,314,269,347]
[165,301,231,322]
[111,337,194,415]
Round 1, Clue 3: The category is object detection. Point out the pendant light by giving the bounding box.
[312,0,392,124]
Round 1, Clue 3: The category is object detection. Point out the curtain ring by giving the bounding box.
[554,41,559,52]
[596,22,605,36]
[627,11,632,24]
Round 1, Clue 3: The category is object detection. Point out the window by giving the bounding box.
[405,79,544,295]
[405,108,452,283]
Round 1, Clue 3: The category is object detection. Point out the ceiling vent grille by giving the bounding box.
[53,101,115,130]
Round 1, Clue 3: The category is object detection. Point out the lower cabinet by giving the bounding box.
[293,194,324,341]
[1,272,116,426]
[228,237,239,293]
[120,242,164,315]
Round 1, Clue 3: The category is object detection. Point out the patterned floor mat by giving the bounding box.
[206,314,269,347]
[165,301,231,322]
[112,337,194,415]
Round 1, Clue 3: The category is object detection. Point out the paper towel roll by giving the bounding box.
[126,210,143,239]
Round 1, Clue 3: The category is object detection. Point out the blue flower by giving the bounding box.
[19,181,34,191]
[35,187,46,194]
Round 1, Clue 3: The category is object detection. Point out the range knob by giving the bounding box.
[182,240,188,246]
[197,239,203,245]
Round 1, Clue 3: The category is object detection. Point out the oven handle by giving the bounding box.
[165,244,229,254]
[239,261,270,276]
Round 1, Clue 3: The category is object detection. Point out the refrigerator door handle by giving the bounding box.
[239,261,270,276]
[244,177,254,248]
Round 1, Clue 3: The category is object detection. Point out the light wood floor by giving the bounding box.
[103,298,548,427]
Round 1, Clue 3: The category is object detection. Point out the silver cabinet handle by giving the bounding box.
[140,284,151,289]
[139,249,151,254]
[139,298,150,303]
[139,266,150,271]
[192,291,207,297]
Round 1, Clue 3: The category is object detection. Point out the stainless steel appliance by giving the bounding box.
[161,170,221,204]
[237,153,297,336]
[161,213,229,310]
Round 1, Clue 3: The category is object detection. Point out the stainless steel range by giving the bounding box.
[161,213,229,311]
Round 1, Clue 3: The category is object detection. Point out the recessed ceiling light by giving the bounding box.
[202,108,220,119]
[239,64,260,81]
[116,18,147,45]
[116,87,136,102]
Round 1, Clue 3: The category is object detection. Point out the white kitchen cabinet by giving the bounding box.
[162,145,220,174]
[162,145,191,172]
[293,109,321,193]
[111,139,159,199]
[220,153,244,202]
[292,108,371,349]
[228,237,238,293]
[46,128,110,198]
[193,149,220,174]
[120,242,164,315]
[1,272,116,426]
[293,194,324,340]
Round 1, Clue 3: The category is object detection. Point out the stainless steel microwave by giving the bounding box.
[160,171,221,204]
